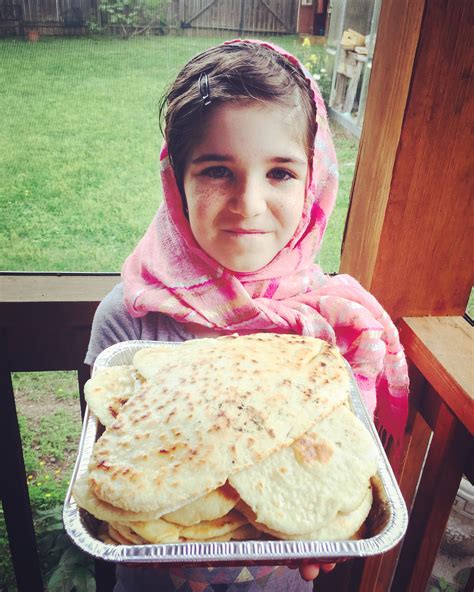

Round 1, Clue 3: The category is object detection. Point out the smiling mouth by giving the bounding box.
[223,229,268,235]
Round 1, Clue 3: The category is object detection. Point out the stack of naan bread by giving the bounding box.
[73,333,379,546]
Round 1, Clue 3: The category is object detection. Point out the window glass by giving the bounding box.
[1,1,380,274]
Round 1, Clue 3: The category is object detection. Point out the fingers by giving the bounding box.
[295,561,337,581]
[320,562,336,573]
[299,563,320,581]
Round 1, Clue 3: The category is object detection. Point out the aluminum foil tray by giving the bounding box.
[64,339,408,565]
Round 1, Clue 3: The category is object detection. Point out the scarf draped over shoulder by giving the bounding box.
[122,39,409,465]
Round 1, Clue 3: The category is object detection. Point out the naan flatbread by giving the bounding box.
[108,524,138,545]
[178,509,247,541]
[110,522,148,545]
[200,523,262,542]
[88,334,350,512]
[72,472,166,522]
[85,365,143,427]
[238,486,373,541]
[163,483,240,526]
[229,405,378,535]
[124,517,181,544]
[122,510,246,543]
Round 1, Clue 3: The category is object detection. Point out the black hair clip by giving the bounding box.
[198,72,211,106]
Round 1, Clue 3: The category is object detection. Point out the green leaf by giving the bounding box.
[72,566,96,592]
[59,545,87,567]
[51,532,72,554]
[36,531,57,552]
[47,563,74,592]
[36,505,62,518]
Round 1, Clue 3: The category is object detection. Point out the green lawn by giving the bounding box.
[0,34,351,275]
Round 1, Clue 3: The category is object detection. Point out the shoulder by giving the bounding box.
[85,283,195,366]
[92,282,131,330]
[85,283,138,366]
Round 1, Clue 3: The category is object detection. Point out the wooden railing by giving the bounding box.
[0,272,119,592]
[356,316,474,592]
[1,273,472,592]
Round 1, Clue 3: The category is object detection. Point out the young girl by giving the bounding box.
[86,39,409,592]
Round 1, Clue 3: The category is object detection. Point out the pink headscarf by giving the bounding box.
[122,39,409,465]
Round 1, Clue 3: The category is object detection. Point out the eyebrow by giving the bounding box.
[191,154,232,164]
[190,154,307,166]
[272,156,307,166]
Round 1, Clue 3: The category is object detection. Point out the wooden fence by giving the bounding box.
[177,0,298,34]
[0,0,299,36]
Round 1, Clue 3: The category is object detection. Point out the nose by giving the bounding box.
[228,175,267,217]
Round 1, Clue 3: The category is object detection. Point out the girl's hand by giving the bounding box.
[291,561,336,581]
[124,561,337,581]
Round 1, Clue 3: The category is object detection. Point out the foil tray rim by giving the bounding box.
[64,339,408,563]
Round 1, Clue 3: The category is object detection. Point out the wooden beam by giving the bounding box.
[358,365,432,591]
[340,0,473,319]
[398,317,474,433]
[0,272,119,302]
[0,274,120,371]
[339,0,425,292]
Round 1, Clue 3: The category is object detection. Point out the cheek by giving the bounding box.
[277,190,305,233]
[186,179,207,208]
[186,182,220,226]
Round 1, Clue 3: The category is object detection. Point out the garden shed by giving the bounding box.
[0,0,472,591]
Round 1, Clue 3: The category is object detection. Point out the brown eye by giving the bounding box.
[202,166,231,178]
[269,168,294,181]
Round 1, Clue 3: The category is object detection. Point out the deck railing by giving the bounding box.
[1,272,119,592]
[1,273,472,592]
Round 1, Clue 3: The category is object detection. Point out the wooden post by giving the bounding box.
[0,369,44,592]
[338,0,473,590]
[239,0,245,35]
[392,399,472,591]
[340,0,473,319]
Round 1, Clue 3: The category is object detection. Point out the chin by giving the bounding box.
[220,258,271,274]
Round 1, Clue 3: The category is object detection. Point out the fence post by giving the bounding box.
[239,0,245,35]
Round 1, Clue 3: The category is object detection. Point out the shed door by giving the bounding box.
[179,0,298,34]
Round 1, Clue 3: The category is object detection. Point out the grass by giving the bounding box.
[318,127,358,271]
[0,33,345,274]
[0,371,82,592]
[0,32,357,592]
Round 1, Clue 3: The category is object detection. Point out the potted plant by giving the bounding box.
[26,28,40,41]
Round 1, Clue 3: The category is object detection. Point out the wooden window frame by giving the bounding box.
[339,1,473,590]
[340,0,472,319]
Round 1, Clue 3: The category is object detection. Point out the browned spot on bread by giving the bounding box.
[293,436,334,465]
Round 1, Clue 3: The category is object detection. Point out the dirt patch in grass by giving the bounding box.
[13,371,83,475]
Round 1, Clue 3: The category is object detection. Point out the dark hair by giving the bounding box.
[159,42,317,197]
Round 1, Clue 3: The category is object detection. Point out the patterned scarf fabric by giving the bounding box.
[122,39,409,463]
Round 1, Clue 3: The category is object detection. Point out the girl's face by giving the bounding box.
[182,102,308,273]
